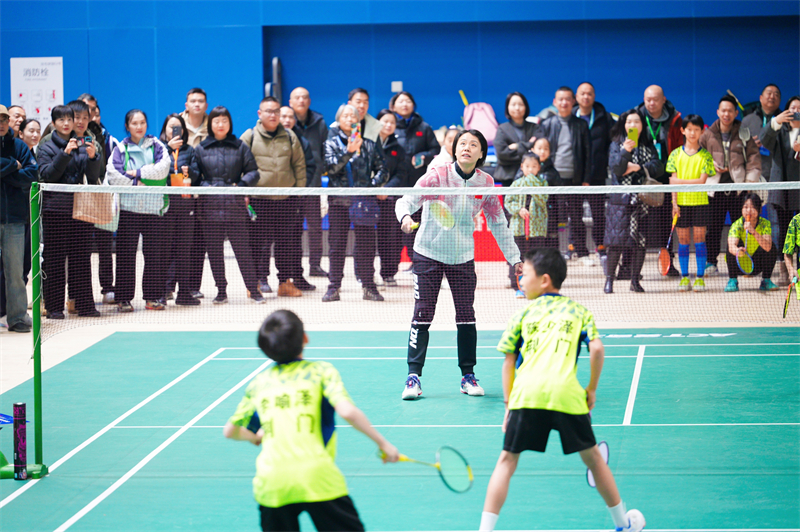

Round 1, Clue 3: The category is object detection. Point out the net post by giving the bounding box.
[29,182,47,477]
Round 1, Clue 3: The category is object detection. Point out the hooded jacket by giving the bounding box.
[38,131,104,213]
[573,101,615,186]
[294,109,328,187]
[699,119,761,196]
[395,162,519,266]
[394,112,440,185]
[324,126,387,190]
[0,131,38,224]
[240,122,306,199]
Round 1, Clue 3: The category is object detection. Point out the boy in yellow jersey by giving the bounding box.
[224,310,399,531]
[666,114,716,292]
[479,249,645,532]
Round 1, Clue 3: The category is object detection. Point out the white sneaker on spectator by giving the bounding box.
[581,256,597,267]
[704,263,718,276]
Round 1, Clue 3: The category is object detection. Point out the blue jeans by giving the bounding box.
[0,223,29,327]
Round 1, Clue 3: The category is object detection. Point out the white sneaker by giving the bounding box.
[617,509,646,532]
[402,375,422,400]
[705,263,718,276]
[581,256,598,267]
[460,374,485,396]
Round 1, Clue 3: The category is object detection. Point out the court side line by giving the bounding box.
[221,342,800,349]
[211,353,796,361]
[623,346,646,426]
[0,348,226,510]
[54,360,272,532]
[110,422,800,429]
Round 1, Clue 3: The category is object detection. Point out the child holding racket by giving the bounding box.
[224,310,399,531]
[666,114,715,292]
[724,193,779,291]
[480,248,645,532]
[784,212,800,281]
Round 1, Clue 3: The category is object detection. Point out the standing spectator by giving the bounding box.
[194,106,264,305]
[493,92,539,185]
[725,193,778,292]
[0,105,38,332]
[322,104,387,303]
[280,105,318,289]
[290,87,328,278]
[240,96,309,297]
[375,109,409,286]
[17,118,41,153]
[348,88,381,142]
[159,113,201,306]
[37,105,102,319]
[7,106,26,133]
[106,110,171,313]
[604,109,664,294]
[538,86,593,265]
[180,88,209,148]
[637,85,684,276]
[396,130,520,400]
[742,84,782,184]
[574,82,613,258]
[699,95,761,276]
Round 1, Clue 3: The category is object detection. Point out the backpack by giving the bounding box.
[463,103,499,146]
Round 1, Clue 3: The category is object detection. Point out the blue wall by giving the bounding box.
[1,1,798,140]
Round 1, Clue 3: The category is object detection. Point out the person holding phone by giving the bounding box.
[158,113,201,306]
[493,92,539,185]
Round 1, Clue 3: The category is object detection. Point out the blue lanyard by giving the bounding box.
[576,107,594,129]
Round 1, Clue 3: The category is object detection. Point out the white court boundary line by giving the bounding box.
[53,360,272,532]
[623,346,646,425]
[109,422,800,429]
[0,348,226,510]
[223,343,800,350]
[411,529,800,532]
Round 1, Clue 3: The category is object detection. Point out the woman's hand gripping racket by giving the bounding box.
[406,199,456,232]
[659,215,678,276]
[737,215,755,275]
[378,445,473,493]
[784,276,798,319]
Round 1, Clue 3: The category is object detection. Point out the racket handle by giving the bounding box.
[410,222,420,231]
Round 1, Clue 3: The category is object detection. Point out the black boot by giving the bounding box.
[604,276,613,294]
[630,279,645,292]
[630,246,646,292]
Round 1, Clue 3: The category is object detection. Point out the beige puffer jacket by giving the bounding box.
[240,122,305,199]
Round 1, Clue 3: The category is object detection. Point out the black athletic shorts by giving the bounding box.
[259,495,364,532]
[503,408,596,455]
[676,204,708,228]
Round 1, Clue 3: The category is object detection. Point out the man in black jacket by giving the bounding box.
[539,87,593,264]
[290,87,328,278]
[0,105,38,332]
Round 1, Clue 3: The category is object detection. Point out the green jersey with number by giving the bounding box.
[228,360,352,507]
[498,294,600,415]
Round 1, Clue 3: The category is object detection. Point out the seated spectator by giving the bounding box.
[604,109,664,294]
[106,109,171,312]
[429,126,461,168]
[494,92,539,185]
[38,105,102,319]
[194,106,264,305]
[322,104,387,302]
[725,193,779,291]
[159,113,201,306]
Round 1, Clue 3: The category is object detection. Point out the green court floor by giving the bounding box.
[1,328,799,531]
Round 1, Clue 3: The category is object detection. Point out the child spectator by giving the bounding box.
[666,114,716,292]
[224,310,399,531]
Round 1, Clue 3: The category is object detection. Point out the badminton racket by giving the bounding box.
[659,215,678,276]
[784,277,797,319]
[737,215,754,275]
[379,446,473,493]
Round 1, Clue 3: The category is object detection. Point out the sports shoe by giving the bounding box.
[760,278,779,291]
[383,277,398,287]
[191,290,204,299]
[616,509,646,532]
[78,308,101,317]
[581,255,597,267]
[175,295,201,306]
[402,375,422,400]
[164,291,175,301]
[145,300,165,310]
[48,310,65,319]
[212,292,228,305]
[725,278,739,292]
[117,301,133,313]
[704,263,718,276]
[293,277,317,291]
[8,321,31,333]
[460,374,485,396]
[277,280,302,297]
[250,292,266,304]
[363,287,385,301]
[259,280,272,294]
[515,289,526,299]
[309,265,329,277]
[322,288,340,302]
[102,292,115,305]
[677,277,691,292]
[692,278,706,292]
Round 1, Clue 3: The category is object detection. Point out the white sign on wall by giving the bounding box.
[10,57,64,131]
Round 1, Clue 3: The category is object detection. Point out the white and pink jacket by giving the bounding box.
[395,163,520,266]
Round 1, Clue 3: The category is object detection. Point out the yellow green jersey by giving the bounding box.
[730,216,771,256]
[497,294,600,415]
[784,213,800,255]
[665,147,716,206]
[228,359,352,507]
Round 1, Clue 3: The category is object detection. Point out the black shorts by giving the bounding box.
[503,408,596,455]
[259,495,364,532]
[676,204,708,228]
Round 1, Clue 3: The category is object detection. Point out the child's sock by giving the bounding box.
[608,501,628,529]
[678,244,690,277]
[479,511,499,532]
[695,242,707,277]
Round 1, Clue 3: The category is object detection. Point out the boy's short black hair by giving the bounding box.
[51,105,74,122]
[718,95,738,109]
[523,248,567,289]
[258,310,305,363]
[521,152,540,165]
[452,129,488,168]
[682,114,704,129]
[67,99,90,116]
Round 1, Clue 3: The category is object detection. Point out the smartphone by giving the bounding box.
[793,112,800,121]
[413,153,424,168]
[627,128,639,148]
[172,125,183,139]
[75,136,92,148]
[350,123,360,141]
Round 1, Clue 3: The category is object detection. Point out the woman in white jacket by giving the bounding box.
[396,129,521,400]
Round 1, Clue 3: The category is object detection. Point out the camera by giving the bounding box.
[74,136,92,148]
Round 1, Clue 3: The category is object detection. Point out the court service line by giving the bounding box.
[623,346,646,426]
[0,348,226,510]
[54,360,272,532]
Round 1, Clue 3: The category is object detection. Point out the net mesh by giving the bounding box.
[32,180,800,341]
